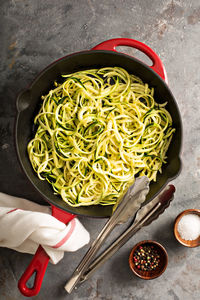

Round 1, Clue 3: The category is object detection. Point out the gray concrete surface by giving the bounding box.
[0,0,200,299]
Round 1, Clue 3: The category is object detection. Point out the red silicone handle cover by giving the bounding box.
[18,206,75,297]
[92,38,167,82]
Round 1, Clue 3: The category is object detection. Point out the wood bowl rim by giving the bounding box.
[128,240,168,280]
[174,209,200,248]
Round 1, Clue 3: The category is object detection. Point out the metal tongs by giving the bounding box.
[65,177,175,293]
[80,184,175,283]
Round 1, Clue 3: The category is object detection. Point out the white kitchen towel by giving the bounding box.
[0,192,90,264]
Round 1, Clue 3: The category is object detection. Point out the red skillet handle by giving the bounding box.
[18,206,75,297]
[92,38,168,83]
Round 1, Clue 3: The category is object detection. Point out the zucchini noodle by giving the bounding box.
[27,67,175,207]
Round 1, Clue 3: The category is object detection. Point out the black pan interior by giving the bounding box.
[15,51,182,217]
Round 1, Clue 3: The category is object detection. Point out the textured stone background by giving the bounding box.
[0,0,200,299]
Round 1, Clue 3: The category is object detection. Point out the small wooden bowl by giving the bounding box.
[174,209,200,248]
[129,240,168,280]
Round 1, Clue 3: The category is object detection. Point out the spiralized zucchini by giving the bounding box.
[27,67,175,207]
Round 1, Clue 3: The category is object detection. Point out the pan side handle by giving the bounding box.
[92,38,168,83]
[18,206,75,297]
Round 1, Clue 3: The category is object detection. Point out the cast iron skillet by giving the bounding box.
[15,38,182,296]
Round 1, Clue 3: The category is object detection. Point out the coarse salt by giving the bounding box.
[177,213,200,241]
